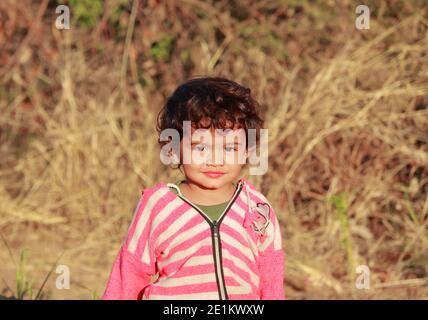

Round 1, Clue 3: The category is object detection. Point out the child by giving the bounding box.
[102,76,285,300]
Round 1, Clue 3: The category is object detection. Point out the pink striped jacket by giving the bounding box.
[102,177,285,300]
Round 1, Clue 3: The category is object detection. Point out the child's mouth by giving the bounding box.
[203,172,225,178]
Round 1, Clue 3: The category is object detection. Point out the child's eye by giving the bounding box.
[194,145,207,152]
[225,146,237,152]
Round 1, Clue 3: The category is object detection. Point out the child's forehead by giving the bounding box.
[184,125,245,140]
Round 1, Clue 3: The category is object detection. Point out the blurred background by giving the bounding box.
[0,0,427,299]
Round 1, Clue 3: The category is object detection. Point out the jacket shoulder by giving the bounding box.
[139,181,169,197]
[134,182,171,219]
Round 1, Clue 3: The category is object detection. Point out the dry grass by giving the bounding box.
[0,0,427,299]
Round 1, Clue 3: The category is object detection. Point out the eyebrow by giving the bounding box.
[191,141,205,146]
[190,141,242,146]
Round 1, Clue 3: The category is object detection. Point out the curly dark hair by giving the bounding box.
[156,76,264,153]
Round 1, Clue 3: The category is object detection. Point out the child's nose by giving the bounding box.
[206,146,225,165]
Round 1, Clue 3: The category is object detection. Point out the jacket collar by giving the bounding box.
[165,177,253,212]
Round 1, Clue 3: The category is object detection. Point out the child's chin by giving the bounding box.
[198,178,226,189]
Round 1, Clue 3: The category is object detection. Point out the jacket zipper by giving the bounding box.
[212,220,227,299]
[170,182,243,300]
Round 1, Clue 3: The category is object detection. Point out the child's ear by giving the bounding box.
[168,148,180,165]
[173,153,180,165]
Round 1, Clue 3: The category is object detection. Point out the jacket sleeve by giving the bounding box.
[102,191,157,300]
[257,203,286,300]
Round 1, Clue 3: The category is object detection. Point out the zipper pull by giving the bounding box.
[213,221,218,236]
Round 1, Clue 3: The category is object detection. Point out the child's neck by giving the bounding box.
[179,180,236,205]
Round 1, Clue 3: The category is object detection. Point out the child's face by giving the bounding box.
[179,125,247,190]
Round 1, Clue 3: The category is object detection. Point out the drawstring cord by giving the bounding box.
[166,182,182,196]
[242,180,270,243]
[244,180,255,212]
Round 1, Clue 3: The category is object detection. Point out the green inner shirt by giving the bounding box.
[169,180,238,222]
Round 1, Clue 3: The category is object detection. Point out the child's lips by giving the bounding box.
[203,172,225,178]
